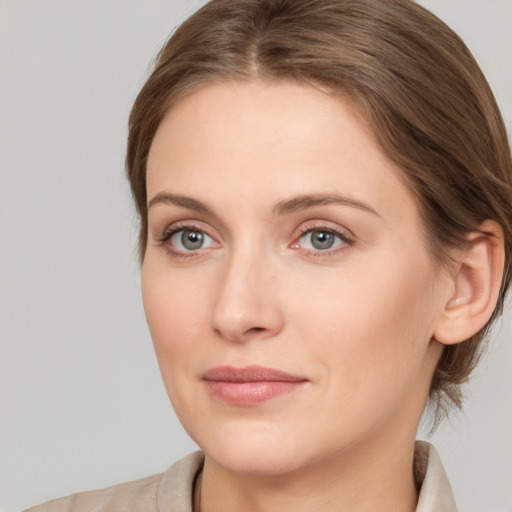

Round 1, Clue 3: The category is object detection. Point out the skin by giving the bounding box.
[142,80,457,512]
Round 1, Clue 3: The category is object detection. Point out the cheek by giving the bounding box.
[141,261,210,375]
[291,255,439,394]
[298,259,435,337]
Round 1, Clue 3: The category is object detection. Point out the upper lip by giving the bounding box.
[202,365,308,383]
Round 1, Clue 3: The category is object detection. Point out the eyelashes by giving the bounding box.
[155,221,355,259]
[167,228,216,251]
[156,222,218,258]
[293,224,355,253]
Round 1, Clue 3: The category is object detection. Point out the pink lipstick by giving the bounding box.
[202,365,308,406]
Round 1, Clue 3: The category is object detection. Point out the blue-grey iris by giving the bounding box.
[311,231,335,250]
[181,230,204,250]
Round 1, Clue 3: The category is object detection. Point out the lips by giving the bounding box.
[202,365,308,406]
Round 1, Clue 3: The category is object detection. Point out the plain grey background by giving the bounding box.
[0,1,511,511]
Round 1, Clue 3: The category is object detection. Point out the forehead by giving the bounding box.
[146,79,417,222]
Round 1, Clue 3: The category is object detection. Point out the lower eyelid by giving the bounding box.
[303,234,344,249]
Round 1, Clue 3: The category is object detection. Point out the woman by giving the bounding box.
[26,0,511,511]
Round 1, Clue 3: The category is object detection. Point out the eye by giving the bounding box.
[296,227,352,252]
[169,228,216,252]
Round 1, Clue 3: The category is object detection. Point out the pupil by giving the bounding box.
[182,230,204,250]
[312,231,334,250]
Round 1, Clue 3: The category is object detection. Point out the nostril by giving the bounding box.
[247,327,265,334]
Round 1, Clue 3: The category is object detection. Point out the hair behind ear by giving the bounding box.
[429,221,506,418]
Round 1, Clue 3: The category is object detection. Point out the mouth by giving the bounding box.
[202,365,308,406]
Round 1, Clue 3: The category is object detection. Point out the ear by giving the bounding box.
[434,220,505,345]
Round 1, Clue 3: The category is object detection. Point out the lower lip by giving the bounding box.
[204,380,306,406]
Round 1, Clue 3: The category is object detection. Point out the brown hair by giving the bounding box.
[126,0,512,415]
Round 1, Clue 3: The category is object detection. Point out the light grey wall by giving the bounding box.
[0,1,510,511]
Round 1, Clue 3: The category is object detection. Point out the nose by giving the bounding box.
[211,248,284,343]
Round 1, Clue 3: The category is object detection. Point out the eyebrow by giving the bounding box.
[147,193,213,214]
[273,193,379,216]
[147,191,378,217]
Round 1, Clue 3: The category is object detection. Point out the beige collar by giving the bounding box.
[415,441,458,512]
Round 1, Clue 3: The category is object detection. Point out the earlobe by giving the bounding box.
[434,220,505,346]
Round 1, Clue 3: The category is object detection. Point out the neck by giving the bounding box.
[195,434,419,512]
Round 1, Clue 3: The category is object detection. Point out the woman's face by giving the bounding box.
[143,80,451,475]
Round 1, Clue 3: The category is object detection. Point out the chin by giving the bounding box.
[206,442,308,476]
[190,417,314,476]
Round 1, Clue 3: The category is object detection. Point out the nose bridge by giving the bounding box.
[211,238,283,342]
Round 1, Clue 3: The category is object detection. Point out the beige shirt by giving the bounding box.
[26,441,458,512]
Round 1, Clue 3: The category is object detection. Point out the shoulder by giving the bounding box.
[25,452,204,512]
[25,473,162,512]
